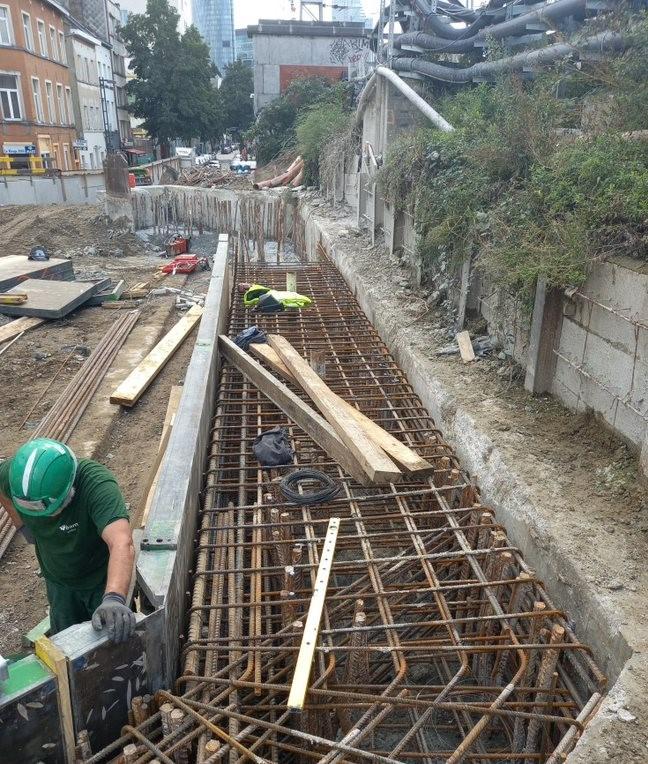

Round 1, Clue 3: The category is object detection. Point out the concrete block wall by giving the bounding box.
[0,171,105,206]
[553,257,648,452]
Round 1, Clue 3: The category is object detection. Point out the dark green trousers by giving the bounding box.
[45,578,105,634]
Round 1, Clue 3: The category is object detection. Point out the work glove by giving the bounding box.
[91,592,136,644]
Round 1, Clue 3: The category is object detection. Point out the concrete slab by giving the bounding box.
[0,255,74,292]
[0,278,108,319]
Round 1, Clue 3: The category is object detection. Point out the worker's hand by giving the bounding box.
[91,592,136,644]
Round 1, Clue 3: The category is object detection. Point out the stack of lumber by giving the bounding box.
[219,334,434,486]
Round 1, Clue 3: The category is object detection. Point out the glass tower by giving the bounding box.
[332,0,368,25]
[192,0,235,73]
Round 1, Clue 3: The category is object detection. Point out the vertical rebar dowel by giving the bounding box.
[523,625,565,763]
[169,708,190,764]
[512,601,547,754]
[159,702,174,737]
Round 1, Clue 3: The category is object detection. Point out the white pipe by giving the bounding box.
[375,66,454,132]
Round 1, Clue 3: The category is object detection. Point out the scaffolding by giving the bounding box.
[88,256,605,763]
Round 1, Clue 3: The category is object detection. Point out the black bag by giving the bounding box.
[252,427,293,466]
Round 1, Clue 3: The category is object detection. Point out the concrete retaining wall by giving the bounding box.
[0,171,105,206]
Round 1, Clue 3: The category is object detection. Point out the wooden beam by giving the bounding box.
[0,316,44,343]
[251,343,434,476]
[35,636,75,763]
[287,517,340,710]
[110,306,202,407]
[219,336,369,485]
[456,331,475,363]
[268,335,401,484]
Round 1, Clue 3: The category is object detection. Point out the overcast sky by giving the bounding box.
[234,1,381,28]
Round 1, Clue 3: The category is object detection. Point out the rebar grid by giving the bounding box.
[93,256,605,764]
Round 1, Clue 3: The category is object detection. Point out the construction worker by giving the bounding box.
[0,438,136,644]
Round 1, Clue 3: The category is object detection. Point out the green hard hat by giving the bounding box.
[9,439,77,518]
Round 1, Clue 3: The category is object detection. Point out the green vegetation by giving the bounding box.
[122,0,221,149]
[378,12,648,297]
[219,60,254,138]
[246,78,352,171]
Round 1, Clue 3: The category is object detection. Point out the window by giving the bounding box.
[63,143,70,170]
[58,31,66,64]
[49,26,57,60]
[31,77,43,121]
[83,103,88,127]
[84,56,90,82]
[223,40,230,48]
[56,83,65,124]
[0,73,21,119]
[36,19,47,56]
[44,80,54,122]
[65,87,73,124]
[21,12,33,51]
[0,6,12,46]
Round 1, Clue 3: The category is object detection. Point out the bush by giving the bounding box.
[296,93,353,184]
[378,16,648,298]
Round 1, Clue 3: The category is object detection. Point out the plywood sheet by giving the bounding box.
[0,279,106,318]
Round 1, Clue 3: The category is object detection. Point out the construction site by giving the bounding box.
[1,0,648,763]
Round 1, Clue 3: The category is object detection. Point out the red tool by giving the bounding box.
[165,235,191,257]
[161,254,209,275]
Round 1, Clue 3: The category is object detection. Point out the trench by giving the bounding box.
[66,184,648,764]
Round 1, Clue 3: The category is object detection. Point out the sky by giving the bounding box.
[234,1,381,28]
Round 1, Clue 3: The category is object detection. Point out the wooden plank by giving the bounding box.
[35,636,75,763]
[0,316,45,343]
[110,306,203,407]
[251,343,434,476]
[219,336,369,485]
[456,331,476,363]
[287,517,340,710]
[139,386,183,528]
[268,335,401,484]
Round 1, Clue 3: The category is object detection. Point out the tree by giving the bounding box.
[246,77,342,164]
[220,60,254,137]
[121,0,222,150]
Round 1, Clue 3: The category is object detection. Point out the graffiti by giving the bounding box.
[329,37,370,64]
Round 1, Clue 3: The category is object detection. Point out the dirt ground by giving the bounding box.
[0,203,212,656]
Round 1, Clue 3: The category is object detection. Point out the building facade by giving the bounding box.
[0,0,77,169]
[249,19,373,111]
[234,27,252,67]
[332,0,369,26]
[107,0,130,147]
[193,0,234,73]
[118,0,191,32]
[66,26,106,169]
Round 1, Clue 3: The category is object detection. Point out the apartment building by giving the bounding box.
[107,0,130,146]
[66,25,106,169]
[0,0,77,169]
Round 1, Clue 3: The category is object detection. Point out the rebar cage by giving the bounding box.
[89,253,605,764]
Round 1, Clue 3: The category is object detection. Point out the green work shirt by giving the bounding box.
[0,458,128,590]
